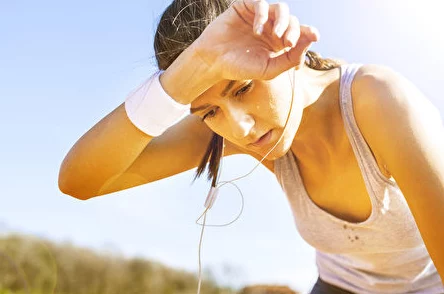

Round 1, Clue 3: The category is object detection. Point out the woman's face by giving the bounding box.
[191,69,305,160]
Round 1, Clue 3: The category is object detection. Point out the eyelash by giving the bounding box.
[202,109,217,121]
[202,82,254,121]
[234,81,253,97]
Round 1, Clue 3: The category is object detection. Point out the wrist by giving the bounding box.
[124,71,190,137]
[160,43,221,104]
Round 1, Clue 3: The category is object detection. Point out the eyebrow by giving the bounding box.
[190,103,211,114]
[190,80,236,114]
[221,80,236,97]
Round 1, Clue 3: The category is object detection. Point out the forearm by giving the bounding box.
[58,103,153,199]
[160,43,221,104]
[59,44,219,199]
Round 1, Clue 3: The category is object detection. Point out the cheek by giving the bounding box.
[264,86,295,123]
[265,96,304,159]
[204,119,228,138]
[263,95,293,128]
[205,119,247,150]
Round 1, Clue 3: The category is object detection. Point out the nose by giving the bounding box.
[225,104,255,140]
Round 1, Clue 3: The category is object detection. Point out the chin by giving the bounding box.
[265,140,292,160]
[256,128,295,160]
[258,102,303,160]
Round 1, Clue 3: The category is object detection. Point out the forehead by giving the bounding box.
[191,79,237,107]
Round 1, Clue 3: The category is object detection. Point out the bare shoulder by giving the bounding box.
[352,63,412,96]
[349,64,441,175]
[351,63,437,121]
[350,63,436,102]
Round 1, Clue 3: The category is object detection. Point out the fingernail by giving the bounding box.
[310,26,320,41]
[255,24,264,35]
[286,33,297,47]
[274,25,284,37]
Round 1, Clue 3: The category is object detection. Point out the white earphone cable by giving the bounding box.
[195,68,296,293]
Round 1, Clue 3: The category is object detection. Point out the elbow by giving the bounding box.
[58,161,127,199]
[59,185,93,201]
[58,173,97,201]
[58,181,94,201]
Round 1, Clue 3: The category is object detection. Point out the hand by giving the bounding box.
[194,0,319,80]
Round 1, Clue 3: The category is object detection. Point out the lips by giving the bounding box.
[251,130,273,147]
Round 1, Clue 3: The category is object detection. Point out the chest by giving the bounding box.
[281,148,425,253]
[294,146,391,223]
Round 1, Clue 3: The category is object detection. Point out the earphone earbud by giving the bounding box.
[204,187,219,210]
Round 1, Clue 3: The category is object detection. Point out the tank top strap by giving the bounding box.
[339,63,391,184]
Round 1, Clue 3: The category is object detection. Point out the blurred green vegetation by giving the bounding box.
[0,234,235,294]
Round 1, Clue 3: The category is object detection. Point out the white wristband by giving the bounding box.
[124,70,190,136]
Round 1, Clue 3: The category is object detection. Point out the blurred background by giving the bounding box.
[1,0,443,293]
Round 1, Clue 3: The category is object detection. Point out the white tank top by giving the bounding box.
[274,64,444,293]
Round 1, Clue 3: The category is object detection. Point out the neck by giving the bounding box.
[291,64,342,158]
[297,64,340,108]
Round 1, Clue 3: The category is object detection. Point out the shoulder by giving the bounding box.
[350,63,440,132]
[350,63,440,114]
[349,63,442,172]
[351,63,421,107]
[350,64,414,139]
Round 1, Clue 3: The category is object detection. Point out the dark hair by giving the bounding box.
[154,0,346,184]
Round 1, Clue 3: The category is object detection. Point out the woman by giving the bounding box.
[58,0,444,292]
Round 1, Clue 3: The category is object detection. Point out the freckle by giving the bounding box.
[348,236,351,239]
[351,239,354,242]
[355,236,359,240]
[343,225,347,229]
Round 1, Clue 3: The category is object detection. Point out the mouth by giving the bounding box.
[250,130,273,148]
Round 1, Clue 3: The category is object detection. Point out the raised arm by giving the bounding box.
[58,0,317,200]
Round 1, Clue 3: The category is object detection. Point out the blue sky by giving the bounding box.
[1,0,443,293]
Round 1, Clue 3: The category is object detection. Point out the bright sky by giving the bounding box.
[1,0,443,293]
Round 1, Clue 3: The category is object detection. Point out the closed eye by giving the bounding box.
[234,81,253,97]
[202,81,253,121]
[202,107,218,121]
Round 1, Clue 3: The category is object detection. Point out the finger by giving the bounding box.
[264,26,318,79]
[271,2,290,38]
[253,0,269,35]
[300,24,320,42]
[286,25,319,67]
[282,16,300,48]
